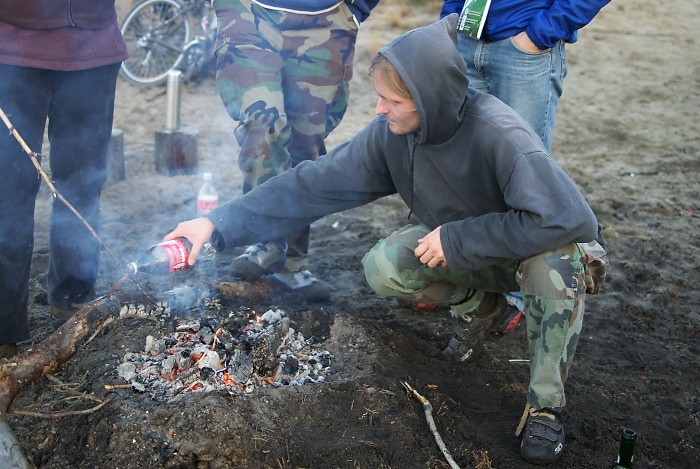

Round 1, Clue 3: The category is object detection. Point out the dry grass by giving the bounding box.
[470,449,494,468]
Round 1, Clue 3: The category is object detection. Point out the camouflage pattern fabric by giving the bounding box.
[362,224,608,409]
[213,0,358,270]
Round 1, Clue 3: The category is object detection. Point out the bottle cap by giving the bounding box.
[203,172,212,181]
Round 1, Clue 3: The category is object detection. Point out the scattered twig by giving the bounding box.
[9,399,111,419]
[8,373,112,419]
[45,374,103,402]
[402,381,461,469]
[104,384,133,390]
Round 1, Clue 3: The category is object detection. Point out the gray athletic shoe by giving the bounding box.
[441,295,508,363]
[272,269,331,302]
[230,241,286,280]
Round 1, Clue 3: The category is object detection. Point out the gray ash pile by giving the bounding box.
[116,308,333,402]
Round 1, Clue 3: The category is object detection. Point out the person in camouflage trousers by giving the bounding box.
[362,224,606,407]
[212,0,379,301]
[164,15,607,464]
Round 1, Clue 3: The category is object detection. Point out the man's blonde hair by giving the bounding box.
[369,54,411,99]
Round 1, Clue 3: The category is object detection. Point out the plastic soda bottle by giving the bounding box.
[126,238,193,275]
[197,172,219,215]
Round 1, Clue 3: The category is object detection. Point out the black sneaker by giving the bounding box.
[518,407,565,464]
[0,343,17,359]
[51,306,79,321]
[441,295,508,363]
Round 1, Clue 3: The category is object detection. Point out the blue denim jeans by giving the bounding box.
[457,34,567,152]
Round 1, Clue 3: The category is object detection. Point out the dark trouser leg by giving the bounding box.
[0,65,52,342]
[47,64,120,310]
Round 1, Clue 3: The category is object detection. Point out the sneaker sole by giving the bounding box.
[230,257,276,280]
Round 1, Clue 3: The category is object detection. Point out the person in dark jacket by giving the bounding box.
[441,0,611,151]
[212,0,380,302]
[0,0,128,358]
[164,15,606,464]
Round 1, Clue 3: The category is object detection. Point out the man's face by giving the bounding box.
[373,78,420,136]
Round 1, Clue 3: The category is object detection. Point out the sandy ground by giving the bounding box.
[5,0,699,467]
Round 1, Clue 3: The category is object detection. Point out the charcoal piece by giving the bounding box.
[227,348,254,383]
[283,356,299,374]
[252,317,290,375]
[319,352,332,367]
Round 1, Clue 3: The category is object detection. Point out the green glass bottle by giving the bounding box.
[611,428,637,468]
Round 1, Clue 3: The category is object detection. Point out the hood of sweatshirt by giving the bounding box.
[376,14,467,145]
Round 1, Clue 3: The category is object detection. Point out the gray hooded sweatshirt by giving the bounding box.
[207,14,598,271]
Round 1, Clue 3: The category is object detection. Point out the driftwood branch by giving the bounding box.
[402,381,461,469]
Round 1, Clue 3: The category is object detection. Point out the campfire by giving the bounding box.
[117,307,333,401]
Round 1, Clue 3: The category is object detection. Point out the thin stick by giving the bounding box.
[402,381,461,469]
[8,373,112,419]
[104,384,133,390]
[45,374,104,403]
[0,106,152,302]
[9,398,111,419]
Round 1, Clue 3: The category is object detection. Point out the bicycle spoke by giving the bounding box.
[120,0,192,85]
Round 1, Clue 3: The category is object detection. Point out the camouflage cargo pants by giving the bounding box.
[362,224,607,409]
[213,0,358,270]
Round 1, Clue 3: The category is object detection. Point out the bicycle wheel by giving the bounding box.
[120,0,192,85]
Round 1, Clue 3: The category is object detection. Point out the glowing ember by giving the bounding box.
[117,308,333,401]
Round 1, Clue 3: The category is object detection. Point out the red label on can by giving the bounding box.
[160,239,190,272]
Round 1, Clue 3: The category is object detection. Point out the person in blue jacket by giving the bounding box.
[442,0,611,322]
[441,0,611,151]
[164,15,607,464]
[212,0,380,302]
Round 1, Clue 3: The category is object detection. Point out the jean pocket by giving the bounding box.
[508,36,550,55]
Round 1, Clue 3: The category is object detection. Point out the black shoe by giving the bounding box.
[52,306,78,321]
[441,295,508,363]
[519,407,565,464]
[0,343,17,359]
[51,304,83,329]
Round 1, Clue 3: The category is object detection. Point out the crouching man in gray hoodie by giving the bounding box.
[164,14,607,465]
